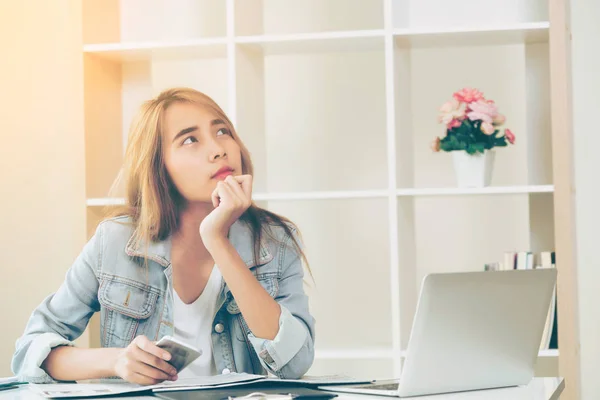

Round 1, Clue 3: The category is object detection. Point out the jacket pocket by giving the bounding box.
[98,275,160,347]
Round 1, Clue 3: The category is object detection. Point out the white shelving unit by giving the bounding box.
[83,0,557,380]
[86,185,554,206]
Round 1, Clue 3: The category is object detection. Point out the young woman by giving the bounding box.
[11,88,315,384]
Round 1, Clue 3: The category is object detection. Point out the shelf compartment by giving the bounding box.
[392,0,548,31]
[235,0,384,36]
[266,198,393,351]
[394,34,551,188]
[234,39,387,193]
[83,0,227,45]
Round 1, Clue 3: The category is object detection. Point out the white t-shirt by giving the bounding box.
[172,264,222,378]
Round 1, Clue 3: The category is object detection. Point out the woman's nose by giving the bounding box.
[208,140,227,161]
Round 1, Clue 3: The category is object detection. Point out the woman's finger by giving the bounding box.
[211,185,220,208]
[225,176,246,204]
[130,371,160,386]
[132,345,177,377]
[216,181,235,206]
[132,360,172,382]
[232,175,253,200]
[134,336,171,362]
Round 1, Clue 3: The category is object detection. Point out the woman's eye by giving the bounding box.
[182,136,197,145]
[217,128,231,136]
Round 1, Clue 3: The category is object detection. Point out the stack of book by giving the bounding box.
[485,251,557,351]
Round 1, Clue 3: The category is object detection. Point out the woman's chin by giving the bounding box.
[182,198,214,208]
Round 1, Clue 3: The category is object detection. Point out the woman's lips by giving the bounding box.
[213,170,233,180]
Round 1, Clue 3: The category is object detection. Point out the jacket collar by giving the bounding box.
[125,220,273,268]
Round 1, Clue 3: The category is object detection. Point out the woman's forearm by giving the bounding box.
[206,237,281,340]
[42,346,120,381]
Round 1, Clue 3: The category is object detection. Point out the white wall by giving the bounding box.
[571,0,600,398]
[0,0,86,375]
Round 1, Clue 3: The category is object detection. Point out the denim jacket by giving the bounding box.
[11,216,315,383]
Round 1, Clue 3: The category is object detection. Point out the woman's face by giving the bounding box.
[162,101,242,204]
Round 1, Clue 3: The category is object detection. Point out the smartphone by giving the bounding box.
[155,336,202,372]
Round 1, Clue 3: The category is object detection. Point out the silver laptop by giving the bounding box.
[322,268,557,398]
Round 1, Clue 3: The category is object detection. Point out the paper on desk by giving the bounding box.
[147,373,265,391]
[153,374,371,393]
[29,373,266,398]
[28,382,150,398]
[0,377,18,385]
[29,373,368,398]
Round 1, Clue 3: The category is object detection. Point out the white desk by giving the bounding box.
[0,378,564,400]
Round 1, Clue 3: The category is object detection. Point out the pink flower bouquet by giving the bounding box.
[431,88,515,154]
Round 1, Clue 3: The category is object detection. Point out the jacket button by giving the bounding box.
[222,368,231,374]
[259,349,275,364]
[214,323,225,333]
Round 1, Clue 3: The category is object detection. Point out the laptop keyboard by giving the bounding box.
[354,383,400,391]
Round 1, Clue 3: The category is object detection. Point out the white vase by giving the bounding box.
[452,150,496,188]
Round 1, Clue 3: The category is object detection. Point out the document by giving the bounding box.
[29,381,151,398]
[0,377,19,385]
[0,376,26,392]
[29,373,265,398]
[29,373,369,398]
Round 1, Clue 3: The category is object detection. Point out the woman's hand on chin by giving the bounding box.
[199,174,253,249]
